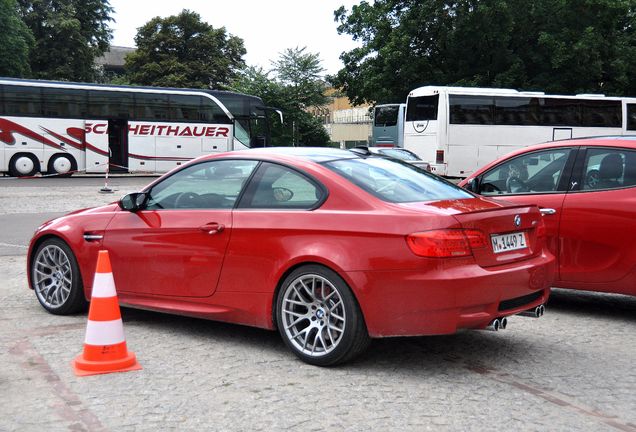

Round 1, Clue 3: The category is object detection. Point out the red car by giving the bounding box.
[460,137,636,297]
[29,147,554,365]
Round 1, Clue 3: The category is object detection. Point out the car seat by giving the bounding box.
[596,153,623,189]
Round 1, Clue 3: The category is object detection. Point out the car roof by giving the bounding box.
[205,146,360,164]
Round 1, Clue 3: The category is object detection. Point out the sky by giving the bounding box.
[108,0,364,76]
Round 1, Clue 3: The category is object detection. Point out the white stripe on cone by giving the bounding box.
[91,272,117,298]
[84,319,126,345]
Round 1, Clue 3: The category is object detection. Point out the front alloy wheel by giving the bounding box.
[276,265,370,366]
[32,238,87,315]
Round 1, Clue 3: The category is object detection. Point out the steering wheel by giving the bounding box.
[174,191,202,208]
[506,176,528,193]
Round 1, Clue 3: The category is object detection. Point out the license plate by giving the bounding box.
[491,232,527,254]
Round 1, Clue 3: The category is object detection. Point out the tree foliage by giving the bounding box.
[18,0,113,81]
[125,9,246,89]
[0,0,34,77]
[332,0,636,105]
[233,48,330,147]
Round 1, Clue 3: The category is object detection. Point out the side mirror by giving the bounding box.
[465,177,480,193]
[119,192,147,212]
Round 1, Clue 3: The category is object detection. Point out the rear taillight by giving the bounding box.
[436,150,444,164]
[406,229,487,258]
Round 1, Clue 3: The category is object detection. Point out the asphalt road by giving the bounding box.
[1,177,635,432]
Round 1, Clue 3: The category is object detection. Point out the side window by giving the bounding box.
[582,148,636,190]
[480,148,572,195]
[239,162,323,209]
[145,160,258,210]
[2,85,41,116]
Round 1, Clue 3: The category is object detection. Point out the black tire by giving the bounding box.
[47,154,76,177]
[31,237,87,315]
[8,153,39,177]
[276,265,370,366]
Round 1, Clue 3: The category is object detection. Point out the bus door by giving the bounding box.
[108,119,128,172]
[553,128,572,141]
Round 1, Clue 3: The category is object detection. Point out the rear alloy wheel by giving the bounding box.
[31,238,87,315]
[48,154,75,176]
[276,265,370,366]
[9,154,39,177]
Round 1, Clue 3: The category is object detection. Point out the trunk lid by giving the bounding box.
[403,198,545,267]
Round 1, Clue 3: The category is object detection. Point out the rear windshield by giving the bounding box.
[406,95,439,122]
[323,157,472,203]
[374,105,400,126]
[377,148,420,161]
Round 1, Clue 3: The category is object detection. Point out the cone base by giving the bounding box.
[72,351,142,377]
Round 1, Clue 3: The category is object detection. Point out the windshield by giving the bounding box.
[378,148,420,161]
[323,157,471,203]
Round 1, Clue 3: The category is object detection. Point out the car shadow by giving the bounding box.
[547,288,636,321]
[118,307,553,373]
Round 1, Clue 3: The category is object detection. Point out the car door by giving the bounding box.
[474,147,577,278]
[558,146,636,292]
[103,159,259,297]
[215,161,326,294]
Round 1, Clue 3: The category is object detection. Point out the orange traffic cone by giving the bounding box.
[72,250,141,376]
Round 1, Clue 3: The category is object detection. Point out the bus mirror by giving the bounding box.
[119,192,147,212]
[251,136,267,148]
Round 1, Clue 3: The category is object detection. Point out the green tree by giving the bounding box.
[0,0,34,77]
[125,9,246,89]
[18,0,113,81]
[233,48,330,147]
[332,0,636,105]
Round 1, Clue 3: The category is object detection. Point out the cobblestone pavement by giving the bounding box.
[1,178,635,431]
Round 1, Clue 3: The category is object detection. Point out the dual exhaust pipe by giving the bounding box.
[485,304,546,331]
[518,304,545,318]
[485,316,508,331]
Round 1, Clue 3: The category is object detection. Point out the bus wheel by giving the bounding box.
[48,154,76,177]
[9,153,39,177]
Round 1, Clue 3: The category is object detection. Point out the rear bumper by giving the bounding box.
[346,252,555,337]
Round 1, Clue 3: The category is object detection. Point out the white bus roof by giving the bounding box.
[408,85,633,101]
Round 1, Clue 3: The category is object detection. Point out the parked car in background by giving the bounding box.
[460,137,636,297]
[355,146,432,171]
[29,147,554,366]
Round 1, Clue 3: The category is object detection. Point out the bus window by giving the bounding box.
[135,93,170,121]
[581,99,621,128]
[406,95,439,122]
[449,95,493,125]
[88,90,134,119]
[375,105,400,126]
[539,98,579,126]
[2,84,41,116]
[42,88,87,118]
[200,97,232,124]
[627,104,636,130]
[169,94,202,122]
[494,97,539,126]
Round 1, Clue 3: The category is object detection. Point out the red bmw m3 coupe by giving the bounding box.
[29,147,555,365]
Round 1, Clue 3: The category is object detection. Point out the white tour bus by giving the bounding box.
[0,78,279,176]
[372,103,405,147]
[404,86,636,176]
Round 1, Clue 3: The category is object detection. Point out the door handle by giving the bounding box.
[199,223,225,235]
[540,208,557,216]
